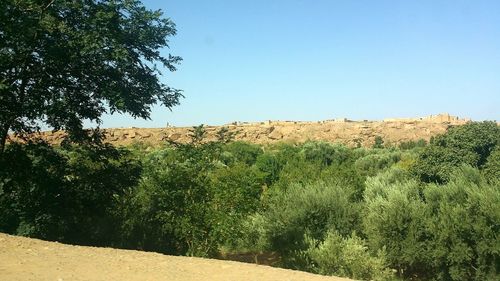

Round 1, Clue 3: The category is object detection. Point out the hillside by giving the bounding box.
[33,113,470,147]
[0,233,352,281]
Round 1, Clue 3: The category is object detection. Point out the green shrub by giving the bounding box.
[254,181,361,268]
[363,172,429,278]
[223,141,263,166]
[270,159,323,192]
[424,167,499,280]
[255,152,283,186]
[231,213,269,253]
[399,139,427,150]
[119,147,217,256]
[373,136,385,149]
[304,231,395,280]
[364,166,500,280]
[412,121,499,183]
[0,141,141,246]
[354,150,402,177]
[320,164,366,201]
[482,146,500,184]
[299,141,353,167]
[209,164,265,247]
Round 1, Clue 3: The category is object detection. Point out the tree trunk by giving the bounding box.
[0,124,10,154]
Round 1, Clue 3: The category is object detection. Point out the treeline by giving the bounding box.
[0,122,498,280]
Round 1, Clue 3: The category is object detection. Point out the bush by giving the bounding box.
[222,141,263,166]
[482,146,500,184]
[354,150,402,177]
[424,167,499,280]
[255,152,283,186]
[364,166,500,280]
[399,139,427,150]
[0,141,69,240]
[412,122,499,183]
[299,142,353,167]
[252,181,361,268]
[373,136,385,149]
[269,159,323,192]
[320,164,366,201]
[363,171,429,278]
[0,141,141,246]
[209,164,265,247]
[118,146,217,256]
[304,231,395,280]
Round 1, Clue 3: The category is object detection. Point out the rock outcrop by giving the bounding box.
[19,113,472,147]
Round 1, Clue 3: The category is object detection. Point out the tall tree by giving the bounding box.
[0,0,182,152]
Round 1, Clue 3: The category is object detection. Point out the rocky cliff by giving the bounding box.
[31,113,471,147]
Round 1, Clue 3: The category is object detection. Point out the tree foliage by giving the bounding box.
[0,0,182,150]
[411,122,499,183]
[1,122,498,281]
[0,141,141,245]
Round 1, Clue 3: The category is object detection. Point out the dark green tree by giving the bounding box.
[223,141,263,166]
[411,122,499,183]
[0,0,182,151]
[372,136,385,149]
[482,146,500,184]
[0,141,141,244]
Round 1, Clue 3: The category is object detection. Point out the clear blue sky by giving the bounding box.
[100,0,499,128]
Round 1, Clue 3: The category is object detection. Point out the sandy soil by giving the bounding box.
[0,233,353,281]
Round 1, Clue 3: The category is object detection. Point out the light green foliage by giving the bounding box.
[304,231,395,280]
[424,166,499,280]
[363,167,413,199]
[399,139,427,150]
[354,150,402,177]
[209,164,265,246]
[222,141,263,166]
[395,150,419,171]
[320,164,366,201]
[363,166,500,280]
[270,159,323,192]
[270,142,358,192]
[255,152,283,186]
[251,181,361,267]
[363,174,429,278]
[232,213,269,252]
[119,146,218,256]
[1,123,499,280]
[300,141,353,167]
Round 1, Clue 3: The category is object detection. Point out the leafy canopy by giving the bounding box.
[0,0,182,146]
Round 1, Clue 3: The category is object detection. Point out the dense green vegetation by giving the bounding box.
[0,122,499,280]
[2,2,497,280]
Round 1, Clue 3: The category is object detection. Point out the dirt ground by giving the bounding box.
[0,233,353,281]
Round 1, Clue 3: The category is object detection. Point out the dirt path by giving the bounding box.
[0,233,353,281]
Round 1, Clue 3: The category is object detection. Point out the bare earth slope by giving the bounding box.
[32,113,470,147]
[0,233,352,281]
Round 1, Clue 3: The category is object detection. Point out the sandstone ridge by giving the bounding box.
[34,113,470,147]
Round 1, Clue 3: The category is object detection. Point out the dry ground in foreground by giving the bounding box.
[0,233,353,281]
